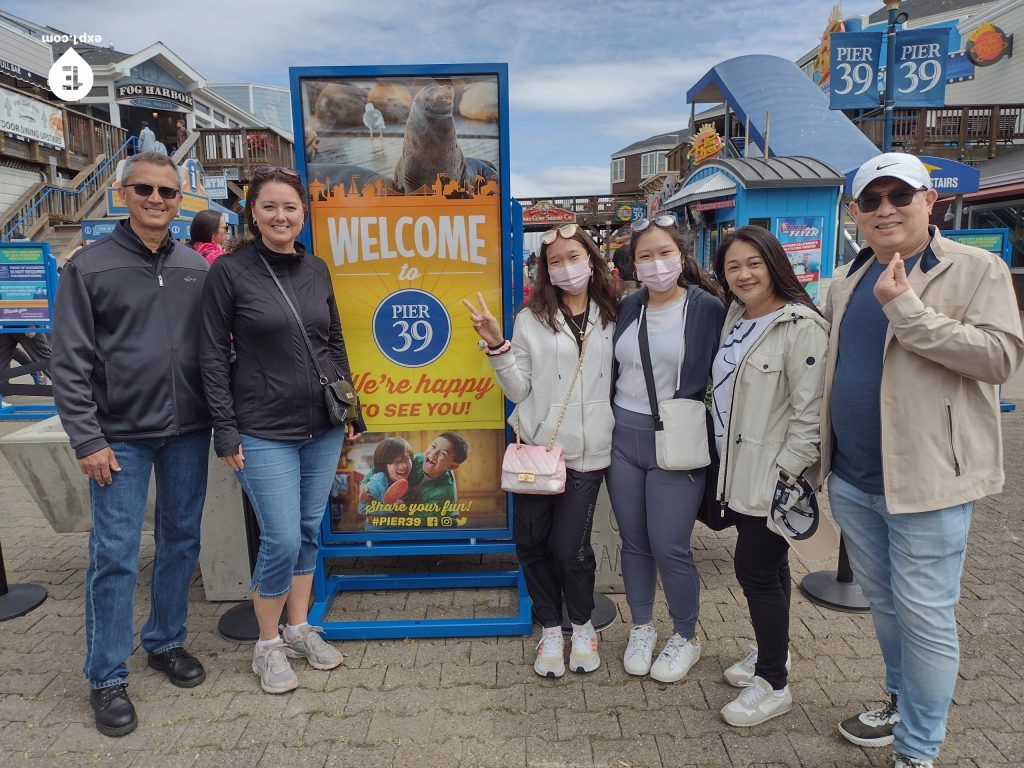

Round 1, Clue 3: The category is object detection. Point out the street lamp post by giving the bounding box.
[882,0,902,152]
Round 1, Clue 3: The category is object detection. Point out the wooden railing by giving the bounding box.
[853,104,1024,159]
[0,138,134,241]
[176,127,294,177]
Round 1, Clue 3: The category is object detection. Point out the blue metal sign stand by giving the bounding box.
[0,242,58,421]
[291,63,532,639]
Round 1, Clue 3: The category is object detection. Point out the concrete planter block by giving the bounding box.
[0,416,251,601]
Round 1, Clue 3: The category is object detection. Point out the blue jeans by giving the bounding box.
[828,473,973,761]
[84,430,210,689]
[235,428,346,598]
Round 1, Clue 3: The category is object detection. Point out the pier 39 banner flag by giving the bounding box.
[291,64,511,537]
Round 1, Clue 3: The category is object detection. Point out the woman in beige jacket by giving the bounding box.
[710,226,829,728]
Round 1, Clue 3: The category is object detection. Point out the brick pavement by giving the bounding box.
[0,411,1022,768]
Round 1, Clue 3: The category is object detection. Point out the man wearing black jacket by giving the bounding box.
[51,152,211,737]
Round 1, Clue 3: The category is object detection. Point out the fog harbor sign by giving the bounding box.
[115,84,194,111]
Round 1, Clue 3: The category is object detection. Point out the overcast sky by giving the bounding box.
[15,0,881,196]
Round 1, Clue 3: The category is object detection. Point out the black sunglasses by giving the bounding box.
[855,187,921,213]
[632,214,677,232]
[253,166,300,179]
[124,183,180,200]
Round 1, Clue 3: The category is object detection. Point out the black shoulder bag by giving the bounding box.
[258,254,360,427]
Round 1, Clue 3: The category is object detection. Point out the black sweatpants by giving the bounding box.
[733,511,792,690]
[513,468,603,628]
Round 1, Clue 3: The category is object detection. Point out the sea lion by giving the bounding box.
[366,83,412,124]
[314,83,366,127]
[393,84,467,193]
[459,81,499,122]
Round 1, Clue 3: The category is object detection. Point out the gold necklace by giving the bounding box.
[565,311,588,340]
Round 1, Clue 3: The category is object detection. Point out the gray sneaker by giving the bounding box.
[252,642,298,694]
[280,624,344,670]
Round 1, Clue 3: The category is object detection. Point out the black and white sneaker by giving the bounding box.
[893,752,933,768]
[838,694,900,747]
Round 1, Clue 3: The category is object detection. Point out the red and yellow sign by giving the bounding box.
[815,5,846,88]
[967,23,1013,67]
[521,202,575,224]
[687,124,725,166]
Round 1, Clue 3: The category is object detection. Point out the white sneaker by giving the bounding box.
[720,675,792,726]
[649,633,701,683]
[534,627,565,678]
[252,640,298,694]
[568,621,600,673]
[623,624,658,676]
[723,644,792,688]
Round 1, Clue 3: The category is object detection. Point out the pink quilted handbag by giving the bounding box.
[499,329,589,495]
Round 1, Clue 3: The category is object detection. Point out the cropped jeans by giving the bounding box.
[828,473,973,762]
[84,430,210,689]
[235,427,346,598]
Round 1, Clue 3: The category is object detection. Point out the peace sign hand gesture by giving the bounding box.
[461,292,504,348]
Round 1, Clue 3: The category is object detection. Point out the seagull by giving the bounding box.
[363,102,385,139]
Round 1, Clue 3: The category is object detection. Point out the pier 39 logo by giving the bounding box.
[47,47,94,102]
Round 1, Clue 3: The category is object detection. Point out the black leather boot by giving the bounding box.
[90,683,137,737]
[147,647,206,688]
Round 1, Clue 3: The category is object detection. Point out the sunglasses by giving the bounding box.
[124,183,180,200]
[769,472,819,541]
[632,215,677,232]
[540,223,580,245]
[253,166,301,179]
[855,187,921,213]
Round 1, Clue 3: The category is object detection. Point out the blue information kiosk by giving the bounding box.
[665,156,845,304]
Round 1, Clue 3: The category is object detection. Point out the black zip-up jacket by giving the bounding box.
[200,239,364,457]
[52,220,212,459]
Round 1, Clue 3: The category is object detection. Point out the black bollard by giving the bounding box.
[799,535,870,613]
[0,540,47,621]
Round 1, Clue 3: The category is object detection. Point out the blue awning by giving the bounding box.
[687,55,879,178]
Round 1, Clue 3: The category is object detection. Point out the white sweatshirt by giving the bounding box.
[488,301,614,472]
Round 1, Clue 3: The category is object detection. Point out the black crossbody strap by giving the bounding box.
[258,253,330,385]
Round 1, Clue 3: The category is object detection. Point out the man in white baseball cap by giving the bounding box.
[821,152,1024,768]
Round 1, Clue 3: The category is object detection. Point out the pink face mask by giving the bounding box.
[548,260,592,295]
[636,257,682,292]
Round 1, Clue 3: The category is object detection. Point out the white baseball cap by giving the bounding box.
[852,152,933,200]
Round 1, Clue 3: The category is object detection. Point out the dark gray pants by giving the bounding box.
[607,404,704,638]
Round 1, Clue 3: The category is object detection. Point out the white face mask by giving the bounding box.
[548,260,592,295]
[636,257,682,292]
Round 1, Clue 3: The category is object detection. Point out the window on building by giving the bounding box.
[611,157,625,184]
[640,151,668,179]
[195,102,209,115]
[213,110,226,123]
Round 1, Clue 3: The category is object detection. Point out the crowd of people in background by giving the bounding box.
[20,150,1019,768]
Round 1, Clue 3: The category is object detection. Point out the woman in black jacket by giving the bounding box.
[200,166,364,695]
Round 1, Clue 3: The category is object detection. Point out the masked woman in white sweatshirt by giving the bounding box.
[463,224,617,679]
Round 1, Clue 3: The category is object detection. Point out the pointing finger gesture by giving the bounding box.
[461,291,503,347]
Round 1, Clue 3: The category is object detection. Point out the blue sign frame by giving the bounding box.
[289,63,531,639]
[0,241,59,420]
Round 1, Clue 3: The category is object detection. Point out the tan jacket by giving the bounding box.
[716,301,830,515]
[821,230,1024,513]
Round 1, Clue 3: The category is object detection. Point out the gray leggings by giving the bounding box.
[606,404,704,637]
